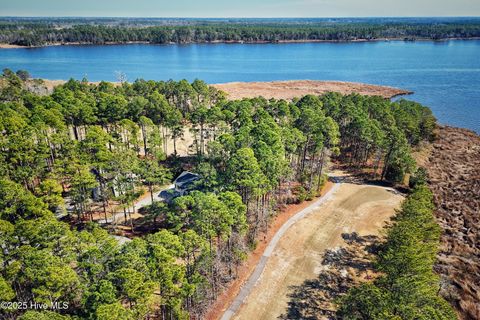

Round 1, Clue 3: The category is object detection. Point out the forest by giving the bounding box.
[1,18,480,46]
[0,69,446,319]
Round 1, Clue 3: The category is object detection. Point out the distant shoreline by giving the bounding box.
[2,37,480,49]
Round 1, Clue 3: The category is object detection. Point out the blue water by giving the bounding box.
[1,41,479,133]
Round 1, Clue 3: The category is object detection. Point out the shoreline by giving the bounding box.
[1,37,480,49]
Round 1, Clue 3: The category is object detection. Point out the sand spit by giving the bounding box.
[27,79,411,100]
[212,80,411,100]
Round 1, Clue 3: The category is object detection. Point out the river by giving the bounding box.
[1,40,479,132]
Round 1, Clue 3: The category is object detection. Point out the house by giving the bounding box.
[173,171,201,195]
[159,171,201,203]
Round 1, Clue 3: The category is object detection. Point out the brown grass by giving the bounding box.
[212,80,411,100]
[231,177,404,319]
[31,79,411,101]
[426,126,480,320]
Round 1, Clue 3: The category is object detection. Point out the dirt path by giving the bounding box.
[226,175,403,320]
[221,180,341,320]
[205,181,335,320]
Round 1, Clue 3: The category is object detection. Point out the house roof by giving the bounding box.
[174,171,200,185]
[159,188,181,202]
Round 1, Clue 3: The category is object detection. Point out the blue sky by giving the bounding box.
[1,0,479,17]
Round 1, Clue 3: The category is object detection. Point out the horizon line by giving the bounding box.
[1,15,480,19]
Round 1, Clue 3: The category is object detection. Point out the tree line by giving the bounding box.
[0,68,436,319]
[337,178,456,319]
[1,20,480,46]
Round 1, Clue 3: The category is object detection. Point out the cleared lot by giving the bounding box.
[231,180,404,320]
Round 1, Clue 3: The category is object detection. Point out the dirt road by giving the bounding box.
[226,177,403,320]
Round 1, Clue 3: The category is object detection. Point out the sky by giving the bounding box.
[1,0,479,18]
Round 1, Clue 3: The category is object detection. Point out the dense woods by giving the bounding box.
[337,183,456,319]
[0,68,439,319]
[1,18,480,46]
